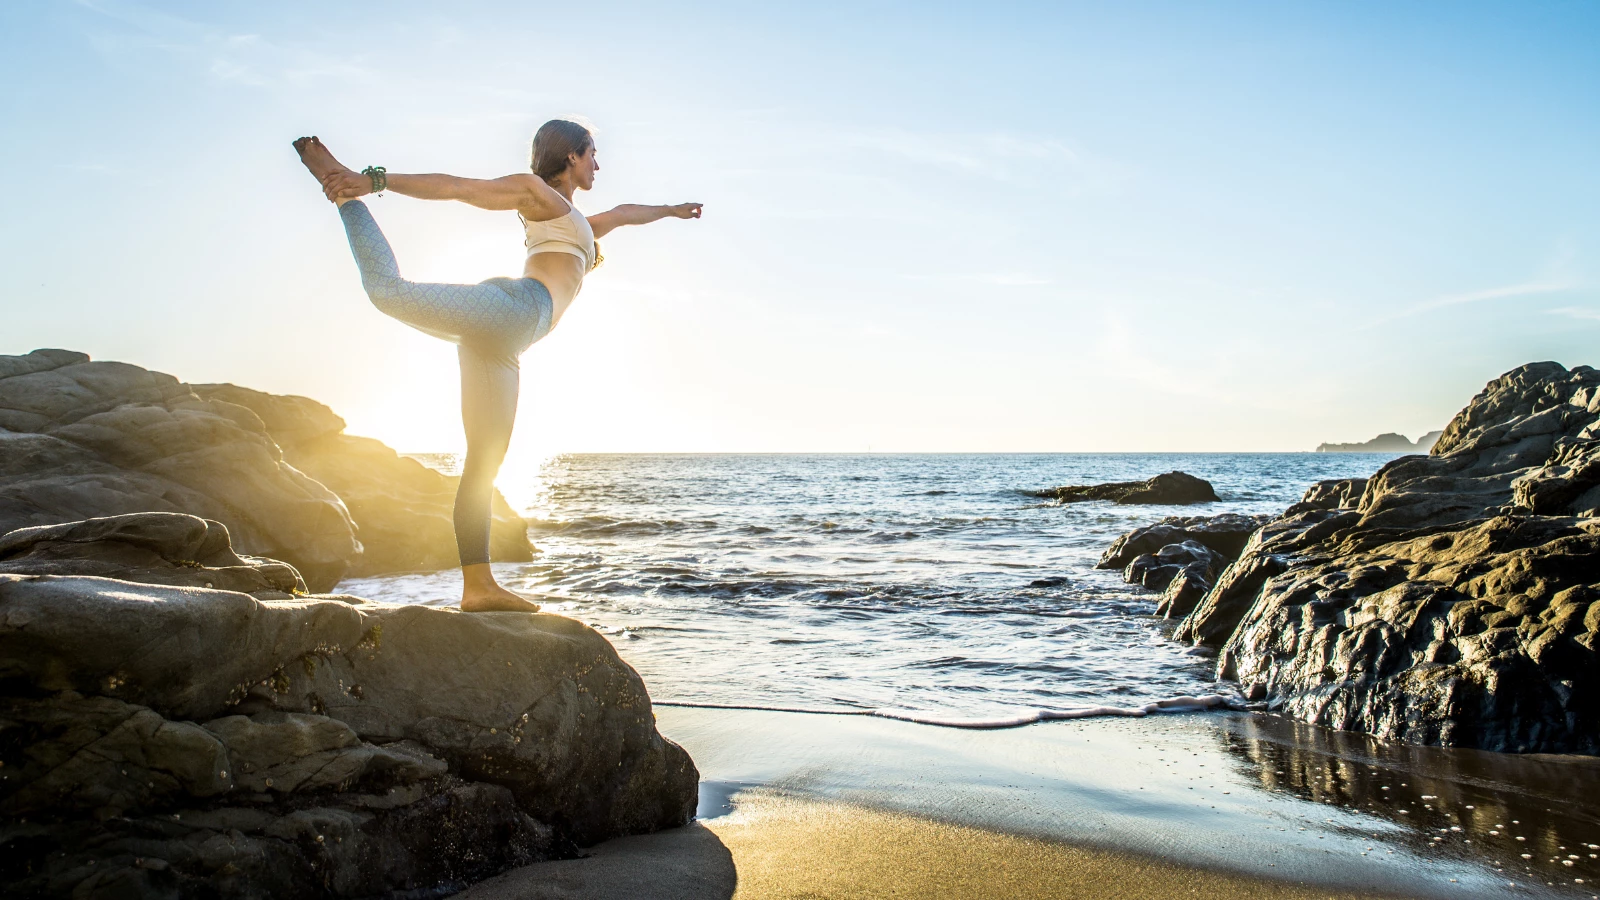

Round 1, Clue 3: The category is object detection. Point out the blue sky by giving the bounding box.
[2,0,1596,454]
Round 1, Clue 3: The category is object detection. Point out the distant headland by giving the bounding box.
[1315,430,1442,453]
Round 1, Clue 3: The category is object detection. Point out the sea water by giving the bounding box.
[342,453,1396,726]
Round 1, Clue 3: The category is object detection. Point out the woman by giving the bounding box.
[294,120,702,613]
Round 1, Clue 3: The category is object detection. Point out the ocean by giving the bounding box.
[341,453,1397,727]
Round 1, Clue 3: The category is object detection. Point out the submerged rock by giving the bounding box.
[1173,362,1600,753]
[0,522,697,897]
[1033,471,1219,506]
[0,350,533,591]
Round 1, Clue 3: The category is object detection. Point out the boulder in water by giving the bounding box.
[1034,471,1219,506]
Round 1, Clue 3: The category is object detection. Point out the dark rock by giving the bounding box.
[0,570,698,898]
[192,384,534,577]
[1034,471,1219,506]
[0,512,305,596]
[1173,361,1600,753]
[1098,513,1269,570]
[1156,566,1214,620]
[1124,540,1226,593]
[1284,478,1369,517]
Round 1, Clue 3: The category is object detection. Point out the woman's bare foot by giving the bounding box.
[292,136,363,205]
[459,563,541,613]
[461,584,543,613]
[293,136,346,180]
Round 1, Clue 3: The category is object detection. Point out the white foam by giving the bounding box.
[656,694,1236,730]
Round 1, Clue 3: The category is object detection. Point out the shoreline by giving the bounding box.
[465,705,1600,899]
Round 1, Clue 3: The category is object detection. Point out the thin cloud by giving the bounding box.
[1361,279,1577,329]
[71,0,377,88]
[1415,280,1571,312]
[900,272,1054,287]
[1548,306,1600,321]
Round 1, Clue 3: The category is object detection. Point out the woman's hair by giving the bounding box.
[528,118,604,270]
[530,119,594,182]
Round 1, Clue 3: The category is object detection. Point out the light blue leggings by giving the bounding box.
[337,200,552,566]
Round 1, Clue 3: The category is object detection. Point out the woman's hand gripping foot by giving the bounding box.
[292,136,369,205]
[459,563,542,613]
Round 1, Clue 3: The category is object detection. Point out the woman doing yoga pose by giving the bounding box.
[294,120,702,613]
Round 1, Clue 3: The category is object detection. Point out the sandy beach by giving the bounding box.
[461,707,1600,899]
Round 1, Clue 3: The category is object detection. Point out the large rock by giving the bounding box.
[0,512,305,596]
[0,350,357,590]
[191,384,533,577]
[0,350,534,590]
[1032,471,1219,506]
[0,557,697,897]
[1173,362,1600,753]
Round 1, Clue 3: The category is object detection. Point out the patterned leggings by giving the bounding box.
[337,200,552,566]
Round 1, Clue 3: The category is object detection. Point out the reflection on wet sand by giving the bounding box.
[1216,714,1600,893]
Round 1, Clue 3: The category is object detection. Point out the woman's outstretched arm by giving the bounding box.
[588,203,703,238]
[321,170,569,219]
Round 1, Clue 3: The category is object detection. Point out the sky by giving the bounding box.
[2,0,1597,455]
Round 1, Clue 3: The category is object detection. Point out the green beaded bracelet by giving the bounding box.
[361,166,387,194]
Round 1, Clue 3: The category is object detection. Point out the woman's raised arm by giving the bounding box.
[321,170,569,219]
[587,203,703,238]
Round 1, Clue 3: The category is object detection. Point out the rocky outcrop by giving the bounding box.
[1316,431,1442,453]
[191,384,532,577]
[1032,471,1219,505]
[0,350,532,591]
[0,350,357,590]
[1174,362,1600,753]
[0,518,697,898]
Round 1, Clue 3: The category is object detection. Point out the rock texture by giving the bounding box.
[1174,362,1600,753]
[1099,514,1271,621]
[1317,431,1442,453]
[0,350,532,591]
[191,384,532,577]
[1032,471,1219,506]
[0,519,697,898]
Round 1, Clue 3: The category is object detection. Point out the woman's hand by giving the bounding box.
[320,170,372,204]
[669,203,703,219]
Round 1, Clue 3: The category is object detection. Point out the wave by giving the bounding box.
[653,694,1236,730]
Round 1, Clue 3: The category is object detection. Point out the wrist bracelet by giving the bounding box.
[361,166,387,194]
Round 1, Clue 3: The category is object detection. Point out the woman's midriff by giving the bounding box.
[523,252,586,324]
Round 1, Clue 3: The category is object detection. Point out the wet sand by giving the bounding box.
[463,707,1600,899]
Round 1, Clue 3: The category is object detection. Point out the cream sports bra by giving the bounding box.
[520,201,597,271]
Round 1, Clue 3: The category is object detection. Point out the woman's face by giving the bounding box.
[569,144,599,190]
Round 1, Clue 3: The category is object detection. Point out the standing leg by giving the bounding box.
[456,344,540,613]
